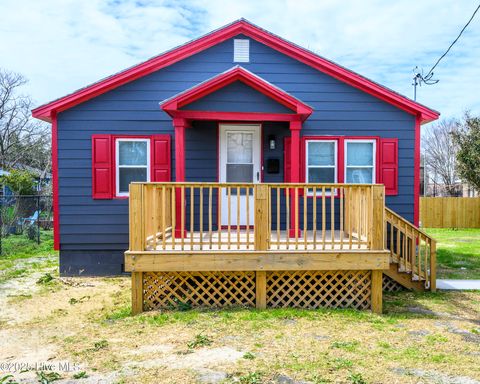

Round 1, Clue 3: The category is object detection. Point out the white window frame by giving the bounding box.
[344,139,376,184]
[115,138,150,197]
[305,139,338,195]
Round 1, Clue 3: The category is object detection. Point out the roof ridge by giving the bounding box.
[32,19,439,123]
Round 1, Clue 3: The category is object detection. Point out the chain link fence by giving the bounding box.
[0,194,53,253]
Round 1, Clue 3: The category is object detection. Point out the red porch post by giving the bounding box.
[173,117,188,238]
[289,120,301,237]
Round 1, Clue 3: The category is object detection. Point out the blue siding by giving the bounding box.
[183,81,292,113]
[56,34,415,275]
[186,121,217,181]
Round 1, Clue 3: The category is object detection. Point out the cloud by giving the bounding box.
[1,0,479,119]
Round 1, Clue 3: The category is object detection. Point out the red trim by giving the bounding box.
[379,138,399,195]
[289,122,301,183]
[151,134,172,182]
[31,19,439,124]
[289,121,302,237]
[216,122,220,227]
[173,118,187,182]
[171,110,304,122]
[260,123,264,182]
[173,118,188,237]
[162,67,312,121]
[92,135,113,199]
[414,116,421,226]
[51,113,60,250]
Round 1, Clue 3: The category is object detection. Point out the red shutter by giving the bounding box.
[92,135,113,199]
[284,137,291,182]
[380,138,398,195]
[151,135,171,181]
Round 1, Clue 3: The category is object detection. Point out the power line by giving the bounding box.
[413,3,480,100]
[425,3,480,78]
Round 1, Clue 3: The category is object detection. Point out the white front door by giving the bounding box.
[219,124,261,226]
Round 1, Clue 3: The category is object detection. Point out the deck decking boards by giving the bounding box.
[146,230,368,251]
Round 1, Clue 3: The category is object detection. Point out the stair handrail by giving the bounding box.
[384,207,436,291]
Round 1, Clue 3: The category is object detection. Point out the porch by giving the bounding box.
[125,182,423,314]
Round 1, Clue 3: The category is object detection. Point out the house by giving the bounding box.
[0,165,51,196]
[33,19,439,313]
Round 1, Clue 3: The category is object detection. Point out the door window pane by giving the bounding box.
[226,164,253,183]
[308,142,335,166]
[346,168,373,183]
[118,168,147,193]
[227,132,253,163]
[119,141,148,165]
[346,142,373,166]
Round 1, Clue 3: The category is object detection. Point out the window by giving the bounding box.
[306,140,337,184]
[226,131,254,183]
[345,140,376,184]
[234,39,250,62]
[115,138,150,196]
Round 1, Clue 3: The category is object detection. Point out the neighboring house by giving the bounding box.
[421,165,478,197]
[32,19,439,286]
[0,166,52,196]
[423,182,478,197]
[0,169,13,196]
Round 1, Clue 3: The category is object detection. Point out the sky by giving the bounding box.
[0,0,479,121]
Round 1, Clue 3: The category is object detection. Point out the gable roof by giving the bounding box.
[32,19,439,123]
[161,66,313,121]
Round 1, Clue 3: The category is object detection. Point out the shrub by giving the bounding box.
[25,222,38,240]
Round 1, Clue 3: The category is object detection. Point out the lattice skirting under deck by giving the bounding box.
[382,274,406,292]
[143,271,256,310]
[142,270,373,311]
[266,271,371,310]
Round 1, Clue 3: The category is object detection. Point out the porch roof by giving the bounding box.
[160,66,313,122]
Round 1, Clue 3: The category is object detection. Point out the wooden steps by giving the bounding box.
[384,208,436,292]
[384,262,426,291]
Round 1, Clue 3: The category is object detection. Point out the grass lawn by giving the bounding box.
[0,230,57,284]
[1,275,479,383]
[424,228,480,279]
[1,230,479,383]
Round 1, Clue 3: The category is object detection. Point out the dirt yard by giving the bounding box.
[1,260,479,384]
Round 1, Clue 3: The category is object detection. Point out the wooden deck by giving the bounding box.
[146,230,368,251]
[126,182,436,315]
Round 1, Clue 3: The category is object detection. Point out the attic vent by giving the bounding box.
[234,39,250,62]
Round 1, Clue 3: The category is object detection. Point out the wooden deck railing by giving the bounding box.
[385,207,436,290]
[129,182,385,252]
[268,184,383,250]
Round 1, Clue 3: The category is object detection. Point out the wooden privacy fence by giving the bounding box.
[420,197,480,228]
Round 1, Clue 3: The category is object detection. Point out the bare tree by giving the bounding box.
[422,119,460,196]
[0,69,50,171]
